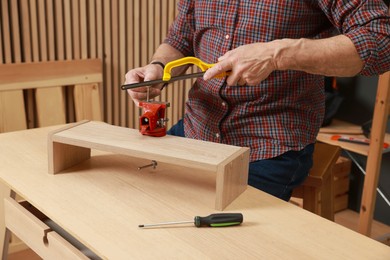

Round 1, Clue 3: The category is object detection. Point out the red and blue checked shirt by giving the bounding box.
[164,0,390,161]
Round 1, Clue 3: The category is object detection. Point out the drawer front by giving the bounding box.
[4,197,89,260]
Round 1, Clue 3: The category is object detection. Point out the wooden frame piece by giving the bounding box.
[359,71,390,235]
[0,59,103,133]
[48,121,250,210]
[0,59,102,91]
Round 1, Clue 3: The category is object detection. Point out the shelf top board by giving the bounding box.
[50,121,250,172]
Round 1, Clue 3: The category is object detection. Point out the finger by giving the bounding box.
[203,61,231,81]
[143,70,159,83]
[245,65,275,86]
[225,71,242,86]
[217,50,232,62]
[127,86,161,100]
[124,70,144,85]
[127,89,141,106]
[237,77,247,86]
[124,64,162,86]
[124,69,161,94]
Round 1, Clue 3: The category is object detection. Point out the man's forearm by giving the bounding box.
[150,43,188,76]
[150,43,184,64]
[276,35,364,77]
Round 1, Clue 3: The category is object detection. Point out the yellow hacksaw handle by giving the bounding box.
[162,57,228,81]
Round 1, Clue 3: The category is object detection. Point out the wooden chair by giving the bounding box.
[0,59,103,133]
[292,142,341,221]
[0,58,103,255]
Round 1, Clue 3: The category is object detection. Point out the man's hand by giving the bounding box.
[124,63,165,106]
[203,42,280,86]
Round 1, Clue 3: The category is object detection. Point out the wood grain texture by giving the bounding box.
[1,59,102,90]
[48,121,249,209]
[4,198,89,259]
[0,91,27,132]
[1,59,102,134]
[35,87,67,127]
[1,126,389,259]
[1,0,187,130]
[50,121,248,171]
[73,84,103,121]
[0,1,216,253]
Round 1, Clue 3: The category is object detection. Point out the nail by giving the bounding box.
[138,160,157,170]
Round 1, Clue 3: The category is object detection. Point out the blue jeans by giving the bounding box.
[167,119,314,201]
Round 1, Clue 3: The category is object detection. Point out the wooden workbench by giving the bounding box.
[0,125,389,259]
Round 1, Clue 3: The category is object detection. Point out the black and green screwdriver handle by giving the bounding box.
[194,213,243,227]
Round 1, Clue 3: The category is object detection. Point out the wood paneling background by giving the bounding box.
[0,0,193,130]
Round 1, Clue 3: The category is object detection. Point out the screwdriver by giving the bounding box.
[138,213,243,228]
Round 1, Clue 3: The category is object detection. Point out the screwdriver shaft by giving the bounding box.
[139,220,193,228]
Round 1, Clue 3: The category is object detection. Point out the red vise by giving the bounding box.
[139,101,169,137]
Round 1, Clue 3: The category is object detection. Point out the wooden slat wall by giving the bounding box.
[0,0,193,130]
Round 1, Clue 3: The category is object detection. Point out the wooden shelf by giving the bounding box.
[48,121,250,210]
[317,119,390,156]
[319,119,364,135]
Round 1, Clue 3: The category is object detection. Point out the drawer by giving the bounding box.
[4,197,89,260]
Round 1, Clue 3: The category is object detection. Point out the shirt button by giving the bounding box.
[222,102,226,107]
[225,34,230,40]
[215,133,220,138]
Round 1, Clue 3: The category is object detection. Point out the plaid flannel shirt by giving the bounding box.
[164,0,390,161]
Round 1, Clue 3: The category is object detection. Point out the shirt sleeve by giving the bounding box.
[319,0,390,76]
[163,0,195,57]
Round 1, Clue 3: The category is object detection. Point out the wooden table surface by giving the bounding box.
[0,125,389,259]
